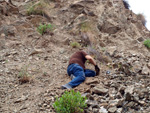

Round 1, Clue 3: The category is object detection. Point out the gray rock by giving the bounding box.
[93,108,99,113]
[100,20,121,34]
[108,106,117,113]
[116,108,123,113]
[126,101,135,107]
[147,62,150,68]
[125,92,132,101]
[0,25,17,36]
[86,100,98,107]
[93,85,108,95]
[141,65,150,75]
[133,61,142,73]
[91,104,100,109]
[125,85,134,94]
[82,93,90,98]
[99,106,108,113]
[86,79,99,85]
[109,99,120,106]
[59,49,66,54]
[29,49,43,56]
[14,95,28,103]
[137,37,144,42]
[106,46,117,56]
[84,109,91,113]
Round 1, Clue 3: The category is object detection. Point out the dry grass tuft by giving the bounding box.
[18,65,30,84]
[80,32,91,47]
[86,47,112,64]
[79,21,92,32]
[137,13,147,26]
[27,1,46,15]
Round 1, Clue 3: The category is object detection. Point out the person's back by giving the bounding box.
[69,51,87,69]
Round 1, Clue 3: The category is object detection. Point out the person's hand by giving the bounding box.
[95,65,100,76]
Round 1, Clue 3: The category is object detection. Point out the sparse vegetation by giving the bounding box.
[70,42,81,48]
[27,0,47,15]
[144,39,150,48]
[80,21,91,32]
[18,65,30,84]
[80,32,91,47]
[137,13,147,26]
[123,0,130,9]
[43,72,48,76]
[37,23,53,35]
[53,90,87,113]
[101,47,106,52]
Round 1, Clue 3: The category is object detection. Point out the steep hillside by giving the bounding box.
[0,0,150,112]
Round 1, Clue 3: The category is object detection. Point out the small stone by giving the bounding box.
[99,106,108,113]
[93,108,99,113]
[126,101,135,107]
[106,70,111,75]
[133,61,142,72]
[84,109,91,113]
[137,37,144,42]
[100,103,108,107]
[139,101,145,105]
[93,85,108,95]
[43,103,47,107]
[108,106,117,113]
[38,103,42,107]
[14,95,28,103]
[109,99,119,106]
[147,62,150,68]
[82,93,90,98]
[91,104,100,109]
[125,92,132,101]
[116,108,123,113]
[59,49,66,54]
[86,79,99,85]
[141,65,150,75]
[89,106,93,111]
[88,95,95,100]
[125,85,134,94]
[86,100,98,107]
[107,46,117,56]
[47,105,50,108]
[1,33,5,37]
[29,49,43,56]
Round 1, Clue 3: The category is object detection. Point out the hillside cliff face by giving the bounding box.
[0,0,150,113]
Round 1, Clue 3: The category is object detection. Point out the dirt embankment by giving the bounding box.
[0,0,150,113]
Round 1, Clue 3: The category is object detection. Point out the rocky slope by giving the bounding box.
[0,0,150,113]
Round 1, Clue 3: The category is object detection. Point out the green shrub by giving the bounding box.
[70,42,81,48]
[144,39,150,48]
[37,24,53,35]
[53,90,87,113]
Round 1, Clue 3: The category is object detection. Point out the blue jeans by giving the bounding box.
[67,63,96,87]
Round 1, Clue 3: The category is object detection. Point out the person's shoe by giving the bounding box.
[71,74,75,80]
[61,83,72,89]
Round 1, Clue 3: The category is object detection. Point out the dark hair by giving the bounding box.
[123,0,130,9]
